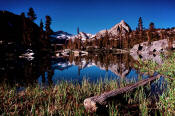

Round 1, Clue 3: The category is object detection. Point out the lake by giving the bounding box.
[0,50,166,89]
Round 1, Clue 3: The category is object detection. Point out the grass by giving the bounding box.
[158,79,175,115]
[0,79,120,115]
[0,78,156,116]
[136,51,175,115]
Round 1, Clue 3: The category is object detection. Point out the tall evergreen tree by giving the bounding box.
[149,22,155,31]
[39,19,44,41]
[27,7,37,21]
[40,19,43,30]
[45,15,53,39]
[77,27,79,34]
[45,16,51,32]
[138,17,143,31]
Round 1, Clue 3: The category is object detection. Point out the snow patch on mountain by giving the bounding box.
[51,31,95,42]
[51,31,73,40]
[70,32,95,41]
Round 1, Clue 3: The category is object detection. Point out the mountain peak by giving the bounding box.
[110,20,131,33]
[96,20,131,38]
[120,20,125,24]
[52,20,131,42]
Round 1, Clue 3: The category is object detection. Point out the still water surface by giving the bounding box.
[0,51,165,87]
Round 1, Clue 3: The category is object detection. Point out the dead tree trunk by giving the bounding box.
[146,31,151,45]
[84,74,161,113]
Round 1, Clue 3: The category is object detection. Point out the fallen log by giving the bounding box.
[84,74,161,113]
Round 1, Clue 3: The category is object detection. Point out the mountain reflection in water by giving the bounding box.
[0,51,165,88]
[37,53,137,85]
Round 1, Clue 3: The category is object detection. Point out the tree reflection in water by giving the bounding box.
[0,51,164,88]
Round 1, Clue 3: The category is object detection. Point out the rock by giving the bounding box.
[130,39,172,54]
[130,39,175,64]
[73,50,80,56]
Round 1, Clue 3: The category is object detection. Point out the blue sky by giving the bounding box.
[0,0,175,34]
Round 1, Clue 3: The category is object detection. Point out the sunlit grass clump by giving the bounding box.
[0,79,122,115]
[0,78,162,115]
[136,51,175,115]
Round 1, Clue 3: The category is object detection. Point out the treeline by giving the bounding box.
[0,7,55,52]
[65,31,128,50]
[65,17,175,50]
[20,7,53,49]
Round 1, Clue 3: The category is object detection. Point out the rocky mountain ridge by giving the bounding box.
[53,20,131,42]
[96,20,132,39]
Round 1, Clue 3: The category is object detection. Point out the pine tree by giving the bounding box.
[77,27,79,34]
[45,15,51,31]
[39,19,44,41]
[40,19,43,30]
[149,22,155,31]
[27,7,37,21]
[138,17,143,31]
[45,15,53,39]
[77,39,81,50]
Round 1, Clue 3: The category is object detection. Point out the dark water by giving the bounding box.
[0,50,138,84]
[0,49,166,88]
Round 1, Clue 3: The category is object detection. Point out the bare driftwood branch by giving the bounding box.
[84,74,161,112]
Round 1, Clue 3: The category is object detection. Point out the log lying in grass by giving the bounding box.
[84,74,161,113]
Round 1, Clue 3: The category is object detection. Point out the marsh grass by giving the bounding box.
[0,79,121,115]
[0,77,157,116]
[136,51,175,115]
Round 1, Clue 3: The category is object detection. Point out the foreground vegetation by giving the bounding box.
[137,51,175,115]
[0,78,162,116]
